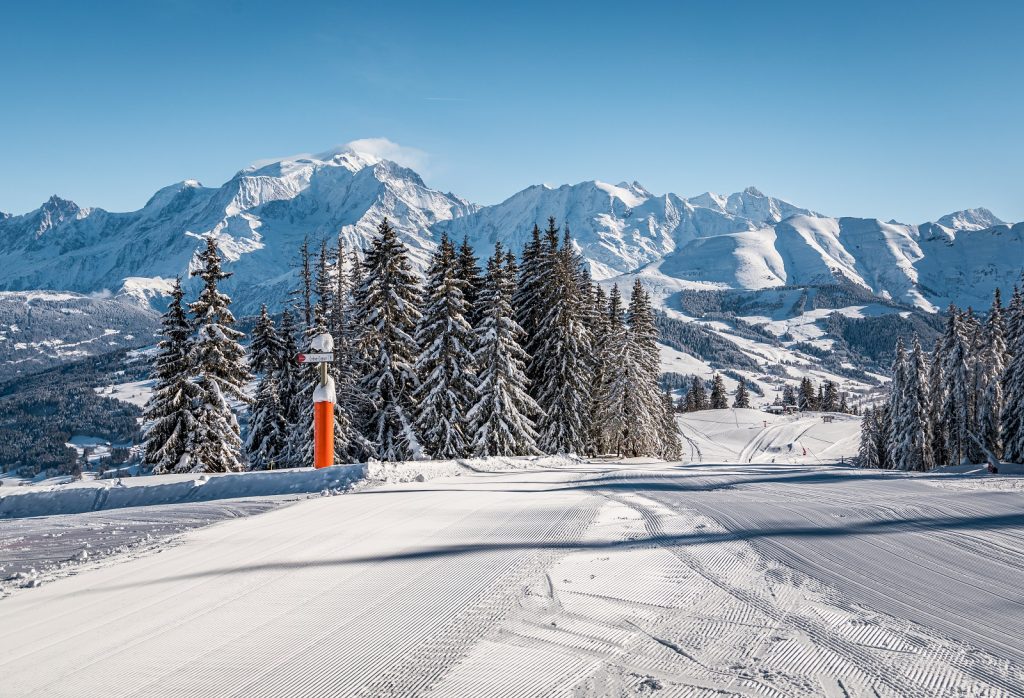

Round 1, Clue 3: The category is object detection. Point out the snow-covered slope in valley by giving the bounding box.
[0,147,475,314]
[0,291,159,379]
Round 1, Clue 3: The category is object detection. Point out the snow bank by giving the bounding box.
[365,454,579,483]
[0,464,366,519]
[0,455,577,519]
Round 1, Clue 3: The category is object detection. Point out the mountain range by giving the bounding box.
[1,144,1020,317]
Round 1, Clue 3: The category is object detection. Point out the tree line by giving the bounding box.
[858,285,1024,471]
[142,217,682,473]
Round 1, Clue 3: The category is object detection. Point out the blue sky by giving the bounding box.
[1,0,1021,222]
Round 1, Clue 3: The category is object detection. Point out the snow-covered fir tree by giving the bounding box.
[977,290,1008,458]
[624,280,678,457]
[514,223,546,363]
[353,218,424,460]
[587,283,610,451]
[940,307,972,464]
[733,380,751,408]
[292,236,314,328]
[688,375,708,411]
[249,304,285,377]
[822,380,839,412]
[798,377,817,411]
[782,384,796,407]
[900,338,934,472]
[927,337,948,466]
[276,309,303,442]
[413,234,477,458]
[185,237,250,473]
[709,374,728,409]
[143,278,201,474]
[658,387,684,460]
[245,305,288,470]
[886,337,909,469]
[456,235,483,325]
[245,371,287,470]
[595,284,637,454]
[314,239,334,323]
[468,243,542,457]
[530,221,594,454]
[857,407,880,469]
[1002,286,1024,462]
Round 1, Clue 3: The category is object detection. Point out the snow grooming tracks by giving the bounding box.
[436,466,1024,697]
[617,485,1024,696]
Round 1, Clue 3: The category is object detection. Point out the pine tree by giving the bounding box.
[963,308,986,463]
[1002,285,1024,462]
[292,236,314,329]
[619,281,665,456]
[245,372,287,470]
[143,278,201,474]
[469,243,542,456]
[587,284,610,451]
[331,235,349,340]
[689,375,708,411]
[594,285,626,452]
[353,218,424,461]
[902,338,935,472]
[186,238,250,473]
[798,377,817,411]
[857,407,880,469]
[276,309,303,447]
[782,384,796,407]
[940,307,971,464]
[886,338,909,470]
[709,373,728,409]
[928,338,948,466]
[249,304,285,377]
[733,380,751,408]
[977,289,1008,458]
[595,293,635,454]
[413,234,477,458]
[874,404,893,469]
[533,222,593,454]
[456,235,483,324]
[314,238,334,323]
[822,380,839,412]
[658,386,683,461]
[514,223,546,357]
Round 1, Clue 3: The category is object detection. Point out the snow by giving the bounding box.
[95,379,154,408]
[1,457,1022,696]
[676,408,862,464]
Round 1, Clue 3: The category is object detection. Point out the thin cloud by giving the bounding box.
[248,138,430,173]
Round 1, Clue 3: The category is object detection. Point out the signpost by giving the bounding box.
[298,334,335,469]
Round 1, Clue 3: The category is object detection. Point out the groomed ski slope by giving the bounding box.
[676,408,862,465]
[3,453,1024,695]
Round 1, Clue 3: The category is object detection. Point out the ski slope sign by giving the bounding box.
[296,352,334,364]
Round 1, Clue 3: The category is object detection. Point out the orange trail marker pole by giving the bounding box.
[305,332,336,469]
[313,362,335,469]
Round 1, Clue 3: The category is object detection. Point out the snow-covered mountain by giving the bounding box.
[0,143,1019,317]
[0,147,474,314]
[441,183,820,279]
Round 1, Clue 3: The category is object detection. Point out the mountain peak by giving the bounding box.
[42,194,80,214]
[935,207,1004,231]
[742,186,765,197]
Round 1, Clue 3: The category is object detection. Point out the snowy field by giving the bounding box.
[2,419,1023,696]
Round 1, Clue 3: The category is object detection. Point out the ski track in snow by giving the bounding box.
[1,452,1022,696]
